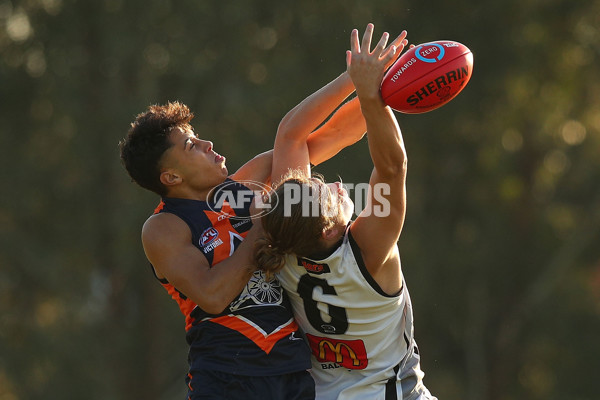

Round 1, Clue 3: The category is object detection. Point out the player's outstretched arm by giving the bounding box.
[231,29,406,186]
[271,72,356,184]
[305,96,365,167]
[271,31,407,185]
[346,24,409,295]
[142,213,259,314]
[231,73,356,185]
[305,33,408,167]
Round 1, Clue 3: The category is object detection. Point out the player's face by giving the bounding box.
[162,127,228,189]
[326,181,354,225]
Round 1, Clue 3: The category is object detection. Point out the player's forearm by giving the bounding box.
[198,226,261,313]
[306,97,367,166]
[276,72,355,145]
[361,98,407,178]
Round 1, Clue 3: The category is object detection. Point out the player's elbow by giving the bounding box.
[187,286,232,315]
[196,295,229,315]
[203,304,228,315]
[399,154,408,173]
[378,153,407,178]
[277,111,300,140]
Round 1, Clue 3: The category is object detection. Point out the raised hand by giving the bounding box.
[384,31,411,71]
[346,23,408,100]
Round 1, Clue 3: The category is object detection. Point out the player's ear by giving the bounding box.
[322,226,340,241]
[160,169,182,187]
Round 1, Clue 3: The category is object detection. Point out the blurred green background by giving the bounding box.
[1,0,599,399]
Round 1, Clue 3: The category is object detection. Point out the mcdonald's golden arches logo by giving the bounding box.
[306,334,368,370]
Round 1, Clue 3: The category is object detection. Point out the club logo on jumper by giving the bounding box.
[298,258,331,275]
[306,334,368,370]
[200,227,219,245]
[415,43,445,63]
[207,180,278,220]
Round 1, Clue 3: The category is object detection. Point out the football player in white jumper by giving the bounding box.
[254,24,437,400]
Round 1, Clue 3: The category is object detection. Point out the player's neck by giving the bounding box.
[164,184,215,202]
[309,235,344,260]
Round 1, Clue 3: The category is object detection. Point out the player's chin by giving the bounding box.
[219,164,229,177]
[341,200,354,223]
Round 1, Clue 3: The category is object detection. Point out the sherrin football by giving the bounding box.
[381,41,473,114]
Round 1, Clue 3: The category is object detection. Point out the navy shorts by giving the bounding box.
[185,369,315,400]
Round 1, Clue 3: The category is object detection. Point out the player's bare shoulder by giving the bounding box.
[141,213,192,270]
[142,212,190,243]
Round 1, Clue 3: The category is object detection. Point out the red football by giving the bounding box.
[381,41,473,114]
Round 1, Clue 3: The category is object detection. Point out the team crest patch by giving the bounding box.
[200,227,219,246]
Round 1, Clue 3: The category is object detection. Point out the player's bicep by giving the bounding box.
[142,215,210,298]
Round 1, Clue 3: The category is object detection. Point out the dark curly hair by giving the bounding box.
[119,101,194,196]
